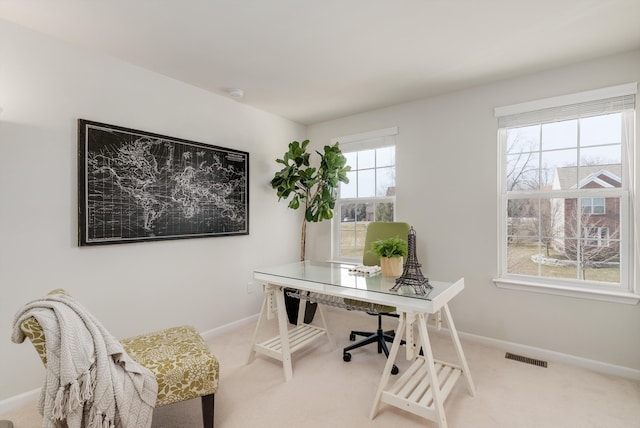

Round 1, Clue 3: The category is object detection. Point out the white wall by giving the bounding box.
[0,19,305,400]
[307,49,640,371]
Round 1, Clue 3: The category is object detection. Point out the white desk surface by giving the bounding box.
[254,261,463,314]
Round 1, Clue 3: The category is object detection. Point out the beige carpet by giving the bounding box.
[2,307,640,427]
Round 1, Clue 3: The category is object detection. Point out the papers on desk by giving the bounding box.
[347,265,381,276]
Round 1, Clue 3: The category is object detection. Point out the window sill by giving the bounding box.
[493,278,640,305]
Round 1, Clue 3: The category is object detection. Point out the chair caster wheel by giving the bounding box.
[349,333,356,341]
[343,353,352,362]
[391,365,399,375]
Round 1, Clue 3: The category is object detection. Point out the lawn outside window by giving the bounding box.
[494,83,639,304]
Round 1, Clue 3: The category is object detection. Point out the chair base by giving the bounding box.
[342,314,400,375]
[346,329,396,354]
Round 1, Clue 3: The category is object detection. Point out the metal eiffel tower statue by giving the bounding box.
[391,227,432,295]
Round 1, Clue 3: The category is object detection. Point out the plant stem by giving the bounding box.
[300,188,311,261]
[300,218,307,261]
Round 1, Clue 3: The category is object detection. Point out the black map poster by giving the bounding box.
[78,119,249,246]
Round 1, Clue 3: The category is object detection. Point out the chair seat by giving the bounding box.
[121,325,219,407]
[343,298,395,314]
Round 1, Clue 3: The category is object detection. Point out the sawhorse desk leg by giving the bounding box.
[246,284,293,380]
[247,284,334,382]
[370,304,474,428]
[442,304,475,396]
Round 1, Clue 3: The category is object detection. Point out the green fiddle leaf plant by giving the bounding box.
[271,140,350,261]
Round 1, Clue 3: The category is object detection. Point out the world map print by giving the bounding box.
[78,120,248,245]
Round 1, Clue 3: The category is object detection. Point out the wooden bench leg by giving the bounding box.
[201,394,215,428]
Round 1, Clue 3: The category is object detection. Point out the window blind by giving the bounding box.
[497,94,635,128]
[495,82,637,128]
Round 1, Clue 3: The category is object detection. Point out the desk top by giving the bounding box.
[254,261,464,313]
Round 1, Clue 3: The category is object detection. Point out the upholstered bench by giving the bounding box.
[20,309,219,427]
[120,325,219,409]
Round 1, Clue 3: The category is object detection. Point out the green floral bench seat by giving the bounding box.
[21,315,219,427]
[120,325,219,407]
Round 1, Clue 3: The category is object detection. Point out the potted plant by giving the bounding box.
[370,236,408,278]
[271,139,350,323]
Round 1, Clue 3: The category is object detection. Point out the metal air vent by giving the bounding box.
[505,352,548,368]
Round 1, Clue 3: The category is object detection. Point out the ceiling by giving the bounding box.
[1,0,639,125]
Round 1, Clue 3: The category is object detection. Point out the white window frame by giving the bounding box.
[494,83,639,304]
[331,127,398,263]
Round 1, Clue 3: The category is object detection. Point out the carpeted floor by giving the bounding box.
[2,307,640,427]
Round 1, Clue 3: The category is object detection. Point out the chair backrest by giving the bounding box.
[21,289,69,366]
[362,222,411,266]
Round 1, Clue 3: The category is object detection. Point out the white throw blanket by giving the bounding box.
[12,293,158,428]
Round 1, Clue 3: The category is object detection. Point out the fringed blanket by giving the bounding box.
[12,293,158,428]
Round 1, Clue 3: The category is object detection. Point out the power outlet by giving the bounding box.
[246,281,258,294]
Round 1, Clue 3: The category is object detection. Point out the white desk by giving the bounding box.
[247,261,475,428]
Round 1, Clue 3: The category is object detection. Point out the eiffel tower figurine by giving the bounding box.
[391,226,432,295]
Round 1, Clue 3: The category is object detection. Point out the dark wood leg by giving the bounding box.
[201,394,215,428]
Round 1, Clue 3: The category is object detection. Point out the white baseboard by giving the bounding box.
[0,388,39,415]
[200,313,259,341]
[430,325,640,380]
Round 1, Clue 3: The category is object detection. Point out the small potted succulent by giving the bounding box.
[370,236,408,278]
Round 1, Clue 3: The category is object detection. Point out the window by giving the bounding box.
[495,83,637,302]
[583,226,609,247]
[581,197,605,215]
[331,127,397,261]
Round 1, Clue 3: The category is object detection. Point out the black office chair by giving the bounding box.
[342,221,410,375]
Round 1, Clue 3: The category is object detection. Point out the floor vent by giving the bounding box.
[505,352,548,368]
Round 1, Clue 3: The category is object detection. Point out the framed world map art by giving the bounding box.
[78,119,249,246]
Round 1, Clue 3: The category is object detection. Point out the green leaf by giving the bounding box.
[289,196,300,209]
